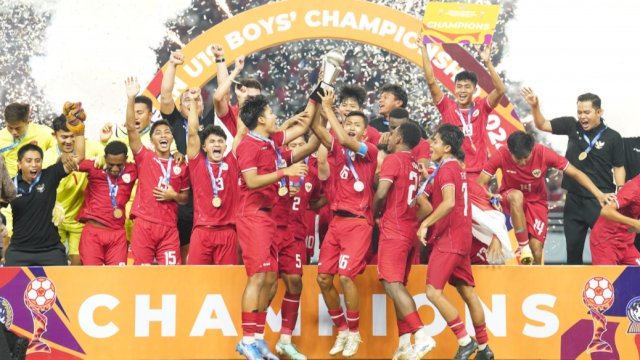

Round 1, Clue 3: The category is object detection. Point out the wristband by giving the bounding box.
[276,170,285,179]
[215,58,225,63]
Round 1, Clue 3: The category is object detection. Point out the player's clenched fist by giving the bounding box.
[284,162,308,177]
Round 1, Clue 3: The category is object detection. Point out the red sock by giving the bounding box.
[346,310,360,333]
[255,311,267,336]
[281,293,301,335]
[242,312,257,337]
[447,316,468,340]
[515,230,529,246]
[328,309,348,331]
[397,319,412,336]
[474,323,488,346]
[403,311,424,334]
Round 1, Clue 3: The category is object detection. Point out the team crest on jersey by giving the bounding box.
[472,109,480,117]
[595,140,605,150]
[221,162,229,171]
[122,173,131,184]
[532,169,542,178]
[173,166,181,175]
[36,184,45,193]
[305,182,313,192]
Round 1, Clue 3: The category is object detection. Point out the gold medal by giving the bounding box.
[212,197,222,208]
[278,186,288,196]
[113,208,123,219]
[578,151,587,161]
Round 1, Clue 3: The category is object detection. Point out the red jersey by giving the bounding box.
[328,138,378,223]
[378,151,421,239]
[591,175,640,247]
[436,96,493,173]
[217,102,238,136]
[289,167,323,238]
[482,144,569,204]
[130,147,190,224]
[430,159,471,254]
[365,127,381,145]
[188,152,239,227]
[77,160,137,229]
[236,131,293,214]
[412,138,431,163]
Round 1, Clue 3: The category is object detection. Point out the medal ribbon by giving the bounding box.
[13,173,42,195]
[154,156,173,184]
[105,170,122,210]
[205,157,224,199]
[412,158,455,203]
[345,149,362,185]
[455,104,475,141]
[249,131,287,189]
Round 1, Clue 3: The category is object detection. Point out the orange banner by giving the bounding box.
[1,266,639,359]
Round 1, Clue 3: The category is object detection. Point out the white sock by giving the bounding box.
[280,334,292,344]
[338,329,349,336]
[399,334,412,348]
[414,327,428,343]
[458,335,472,346]
[243,336,255,344]
[255,333,264,340]
[478,343,487,351]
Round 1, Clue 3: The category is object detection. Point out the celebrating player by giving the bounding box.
[417,124,493,360]
[126,77,190,266]
[373,121,436,360]
[312,89,378,357]
[77,141,137,265]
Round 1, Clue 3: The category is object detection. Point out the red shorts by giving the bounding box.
[236,211,278,276]
[591,242,640,265]
[131,218,181,265]
[318,205,332,245]
[278,234,307,275]
[470,236,489,265]
[274,226,289,251]
[501,189,549,243]
[318,216,372,278]
[427,246,475,289]
[79,223,127,266]
[304,209,318,261]
[188,225,238,265]
[377,232,418,285]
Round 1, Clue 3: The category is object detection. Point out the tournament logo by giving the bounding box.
[532,169,542,178]
[122,173,131,184]
[24,277,57,353]
[0,296,13,329]
[595,140,605,150]
[305,182,313,192]
[582,276,615,354]
[626,296,640,334]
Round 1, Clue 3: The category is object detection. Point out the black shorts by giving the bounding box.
[177,192,194,247]
[4,243,67,266]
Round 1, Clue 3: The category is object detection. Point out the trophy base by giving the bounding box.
[27,339,51,354]
[310,81,334,102]
[586,339,612,354]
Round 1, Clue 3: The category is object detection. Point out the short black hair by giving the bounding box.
[149,120,172,138]
[507,131,535,159]
[4,103,30,123]
[338,85,367,108]
[345,111,368,127]
[17,143,43,161]
[240,95,270,130]
[389,108,410,121]
[380,84,408,108]
[239,78,262,91]
[577,93,601,110]
[201,125,227,145]
[104,140,128,157]
[435,124,465,161]
[454,70,478,87]
[135,96,153,112]
[397,122,421,149]
[52,114,70,132]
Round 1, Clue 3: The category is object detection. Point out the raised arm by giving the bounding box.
[213,46,244,117]
[478,43,506,108]
[319,89,361,153]
[292,134,320,164]
[186,95,200,160]
[125,77,143,154]
[520,87,552,133]
[160,51,184,115]
[283,100,317,144]
[417,39,444,104]
[564,164,610,206]
[317,145,330,181]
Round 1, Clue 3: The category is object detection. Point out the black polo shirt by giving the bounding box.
[623,137,640,181]
[10,162,68,251]
[369,116,389,132]
[551,117,625,197]
[161,106,214,154]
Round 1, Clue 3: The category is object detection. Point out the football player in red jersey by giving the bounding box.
[478,131,610,264]
[417,124,492,360]
[373,122,436,360]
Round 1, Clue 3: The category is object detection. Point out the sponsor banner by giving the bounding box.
[421,2,501,45]
[1,266,639,359]
[143,0,522,152]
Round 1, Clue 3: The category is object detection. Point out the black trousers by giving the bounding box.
[563,193,601,265]
[4,244,67,266]
[177,193,193,247]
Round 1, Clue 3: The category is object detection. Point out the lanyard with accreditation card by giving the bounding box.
[410,158,455,207]
[578,118,607,161]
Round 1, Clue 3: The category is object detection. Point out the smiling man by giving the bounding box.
[521,87,625,264]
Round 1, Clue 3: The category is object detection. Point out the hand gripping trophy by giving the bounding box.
[310,49,345,102]
[23,277,57,353]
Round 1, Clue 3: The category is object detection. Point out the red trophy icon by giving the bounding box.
[23,277,56,353]
[582,276,615,354]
